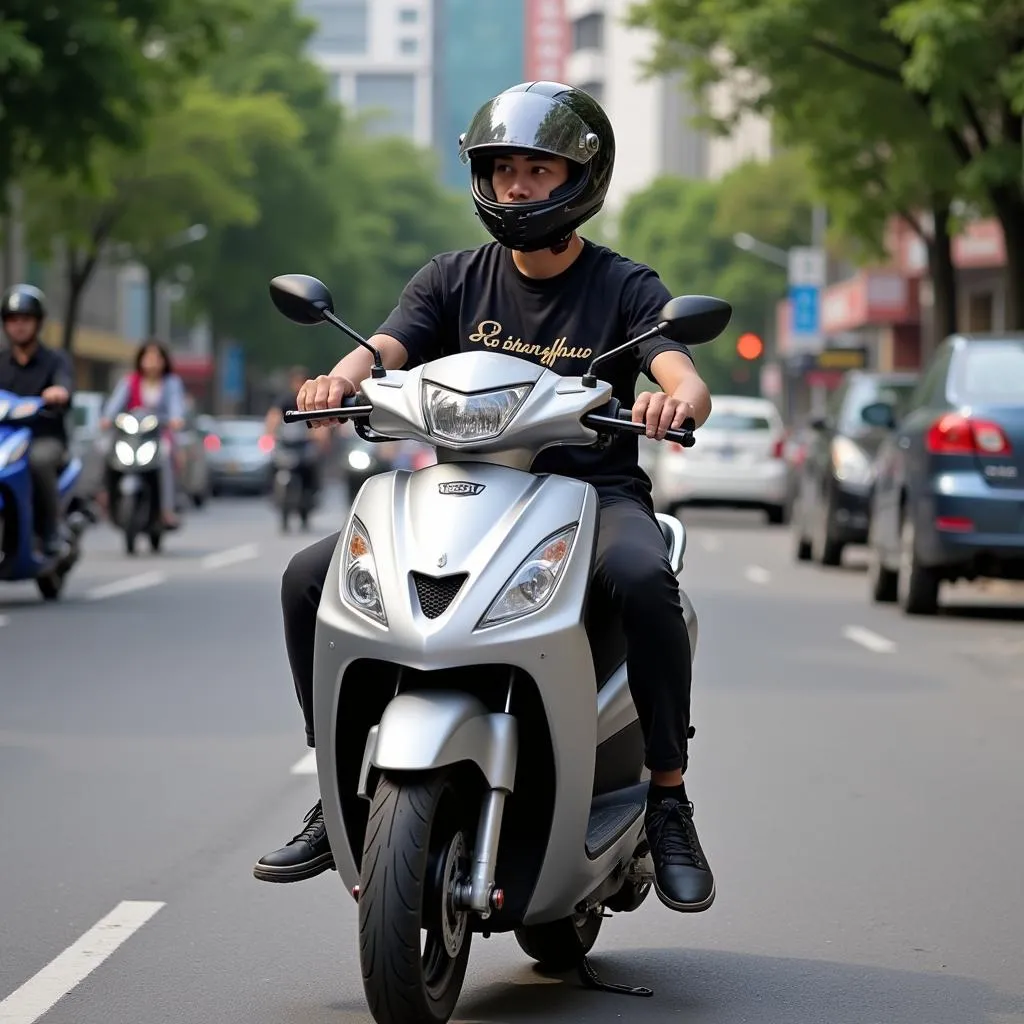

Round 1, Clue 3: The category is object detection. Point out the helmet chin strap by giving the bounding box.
[549,237,571,255]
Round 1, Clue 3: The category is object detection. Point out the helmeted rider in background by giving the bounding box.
[0,285,74,556]
[254,82,719,915]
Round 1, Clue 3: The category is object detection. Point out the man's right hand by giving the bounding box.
[297,374,357,428]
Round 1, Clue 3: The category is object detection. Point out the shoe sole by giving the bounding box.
[252,851,336,883]
[652,878,716,913]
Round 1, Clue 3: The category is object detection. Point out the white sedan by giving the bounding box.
[651,395,791,524]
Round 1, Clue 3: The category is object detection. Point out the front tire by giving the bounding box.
[359,771,474,1024]
[514,910,604,970]
[37,571,65,601]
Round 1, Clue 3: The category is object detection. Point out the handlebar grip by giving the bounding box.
[583,411,696,447]
[283,395,371,423]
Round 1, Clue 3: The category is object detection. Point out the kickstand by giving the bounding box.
[577,955,653,997]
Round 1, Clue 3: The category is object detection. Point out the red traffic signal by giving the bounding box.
[736,333,764,360]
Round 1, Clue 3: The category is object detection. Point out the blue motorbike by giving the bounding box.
[0,388,93,600]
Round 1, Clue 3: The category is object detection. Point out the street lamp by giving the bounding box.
[732,232,790,269]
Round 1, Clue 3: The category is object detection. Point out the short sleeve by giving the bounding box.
[375,259,445,367]
[622,266,693,382]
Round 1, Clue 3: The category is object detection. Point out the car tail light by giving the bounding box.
[203,434,221,452]
[926,414,1012,455]
[772,438,785,459]
[935,516,974,531]
[258,434,275,453]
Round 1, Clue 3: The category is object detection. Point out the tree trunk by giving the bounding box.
[992,196,1024,329]
[146,266,159,337]
[928,202,958,350]
[61,254,94,356]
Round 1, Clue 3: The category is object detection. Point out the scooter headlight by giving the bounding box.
[138,414,159,434]
[479,524,577,628]
[136,440,159,466]
[341,517,387,625]
[10,400,38,420]
[115,440,135,466]
[116,413,140,435]
[0,433,30,469]
[422,382,531,444]
[348,449,371,471]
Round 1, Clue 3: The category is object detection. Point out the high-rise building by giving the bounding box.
[564,0,707,213]
[431,0,526,189]
[300,0,434,146]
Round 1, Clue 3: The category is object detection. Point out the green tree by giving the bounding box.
[617,154,815,394]
[21,78,298,352]
[0,0,241,194]
[630,0,1024,326]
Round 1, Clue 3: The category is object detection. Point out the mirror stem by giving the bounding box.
[581,323,665,388]
[322,309,386,378]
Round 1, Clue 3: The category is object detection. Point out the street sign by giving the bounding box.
[220,343,245,405]
[787,246,826,353]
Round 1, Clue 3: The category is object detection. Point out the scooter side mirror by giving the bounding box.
[269,274,335,326]
[658,295,733,345]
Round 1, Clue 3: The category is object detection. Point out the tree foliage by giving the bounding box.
[630,0,1024,325]
[616,153,814,394]
[0,0,241,193]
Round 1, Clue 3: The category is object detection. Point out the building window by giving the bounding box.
[355,73,417,139]
[398,7,418,22]
[578,80,603,104]
[399,37,418,54]
[301,0,368,55]
[572,13,604,52]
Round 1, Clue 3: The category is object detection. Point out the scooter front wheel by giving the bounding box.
[359,770,474,1024]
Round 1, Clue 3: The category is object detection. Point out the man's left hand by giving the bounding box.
[41,385,70,406]
[631,392,696,440]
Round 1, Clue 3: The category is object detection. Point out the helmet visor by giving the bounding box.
[459,92,600,166]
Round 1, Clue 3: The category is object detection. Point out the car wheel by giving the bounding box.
[867,538,899,603]
[897,518,939,615]
[812,500,843,566]
[766,504,787,526]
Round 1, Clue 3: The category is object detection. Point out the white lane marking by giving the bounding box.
[86,572,166,602]
[200,543,260,571]
[843,625,897,654]
[0,900,164,1024]
[0,614,8,628]
[291,751,317,775]
[744,565,771,585]
[699,534,721,552]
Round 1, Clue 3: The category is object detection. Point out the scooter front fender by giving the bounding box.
[357,691,518,799]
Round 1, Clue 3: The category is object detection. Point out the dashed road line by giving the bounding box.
[291,751,317,775]
[0,614,8,628]
[698,534,721,553]
[0,900,164,1024]
[86,571,166,602]
[843,625,897,654]
[744,565,771,585]
[200,543,260,571]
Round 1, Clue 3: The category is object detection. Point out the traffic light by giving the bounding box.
[736,332,764,360]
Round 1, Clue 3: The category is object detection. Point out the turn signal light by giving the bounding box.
[926,414,1011,455]
[203,434,221,452]
[258,434,275,453]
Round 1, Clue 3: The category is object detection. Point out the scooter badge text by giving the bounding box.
[438,481,486,496]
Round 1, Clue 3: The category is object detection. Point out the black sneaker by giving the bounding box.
[253,799,335,883]
[645,797,715,912]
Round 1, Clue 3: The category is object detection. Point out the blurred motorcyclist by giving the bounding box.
[255,83,718,918]
[265,365,324,498]
[100,340,186,529]
[0,285,73,556]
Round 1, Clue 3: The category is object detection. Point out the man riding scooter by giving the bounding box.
[265,365,327,501]
[255,83,718,917]
[0,285,73,556]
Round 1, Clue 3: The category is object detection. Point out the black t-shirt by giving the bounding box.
[376,240,692,501]
[0,343,74,444]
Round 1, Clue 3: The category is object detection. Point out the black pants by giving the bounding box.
[28,437,66,540]
[281,495,693,772]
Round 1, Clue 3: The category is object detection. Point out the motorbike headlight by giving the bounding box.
[116,413,139,435]
[0,433,30,469]
[348,450,371,471]
[11,400,38,419]
[139,414,159,433]
[115,440,136,466]
[831,437,874,487]
[422,382,531,444]
[479,524,577,628]
[136,440,158,466]
[341,517,387,626]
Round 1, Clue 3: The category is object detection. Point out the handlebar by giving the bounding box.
[582,410,696,447]
[282,397,697,446]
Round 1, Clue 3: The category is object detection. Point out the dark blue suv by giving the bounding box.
[867,334,1024,614]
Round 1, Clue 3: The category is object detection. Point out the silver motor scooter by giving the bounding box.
[270,274,731,1024]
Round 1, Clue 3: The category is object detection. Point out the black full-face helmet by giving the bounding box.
[1,284,47,322]
[459,82,615,252]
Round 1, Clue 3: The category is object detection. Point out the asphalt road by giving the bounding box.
[2,493,1023,1024]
